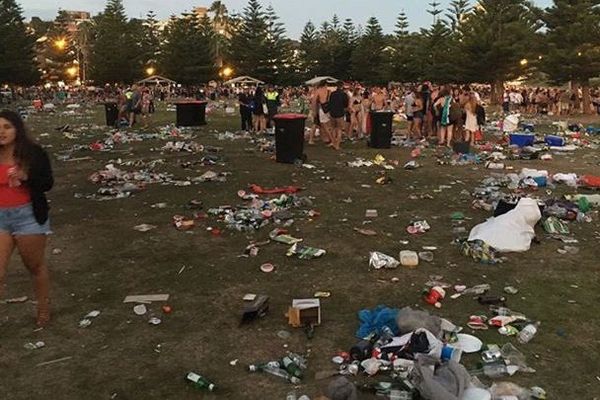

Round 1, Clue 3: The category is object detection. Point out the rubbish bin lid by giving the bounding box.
[274,113,307,120]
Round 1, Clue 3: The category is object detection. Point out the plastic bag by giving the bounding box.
[369,251,400,269]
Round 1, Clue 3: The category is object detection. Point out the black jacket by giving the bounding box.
[25,145,53,224]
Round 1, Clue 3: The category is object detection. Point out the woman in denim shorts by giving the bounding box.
[0,110,53,327]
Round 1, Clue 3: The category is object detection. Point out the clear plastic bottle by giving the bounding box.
[263,366,301,384]
[482,363,508,378]
[518,322,539,344]
[286,391,297,400]
[248,361,280,372]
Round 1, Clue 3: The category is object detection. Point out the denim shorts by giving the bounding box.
[0,203,52,236]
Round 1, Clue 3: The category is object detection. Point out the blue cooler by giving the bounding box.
[509,133,535,147]
[545,135,564,147]
[586,126,599,135]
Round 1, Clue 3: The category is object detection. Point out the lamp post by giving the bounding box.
[146,67,156,76]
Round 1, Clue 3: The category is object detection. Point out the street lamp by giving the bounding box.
[221,66,233,79]
[66,66,78,78]
[54,38,67,51]
[519,58,528,66]
[146,67,155,76]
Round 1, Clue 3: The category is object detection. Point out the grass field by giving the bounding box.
[1,101,600,400]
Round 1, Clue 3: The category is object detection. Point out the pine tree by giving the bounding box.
[351,17,386,83]
[90,0,139,83]
[418,20,457,83]
[141,11,161,68]
[446,0,472,33]
[389,11,419,82]
[159,14,216,84]
[394,11,409,38]
[459,0,539,103]
[541,0,600,113]
[299,21,318,78]
[228,0,269,80]
[428,1,443,24]
[263,5,291,84]
[0,0,39,85]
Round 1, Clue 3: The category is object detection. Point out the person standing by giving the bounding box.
[128,84,142,128]
[0,110,53,327]
[349,88,363,139]
[464,93,479,145]
[404,87,415,138]
[435,87,455,147]
[252,86,267,133]
[265,85,280,129]
[140,87,153,128]
[411,92,424,140]
[328,82,350,150]
[238,87,253,132]
[315,80,332,144]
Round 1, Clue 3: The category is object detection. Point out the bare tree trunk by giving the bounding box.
[571,81,581,113]
[490,80,504,105]
[581,80,592,115]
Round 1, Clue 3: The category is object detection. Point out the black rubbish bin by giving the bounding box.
[175,101,207,127]
[274,113,307,164]
[104,102,118,127]
[368,111,394,149]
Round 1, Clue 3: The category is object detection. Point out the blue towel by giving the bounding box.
[355,305,400,339]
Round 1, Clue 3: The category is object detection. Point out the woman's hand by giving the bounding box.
[7,166,27,187]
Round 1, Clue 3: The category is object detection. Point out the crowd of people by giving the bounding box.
[231,81,600,151]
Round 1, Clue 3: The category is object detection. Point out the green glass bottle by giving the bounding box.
[186,372,216,391]
[281,356,303,379]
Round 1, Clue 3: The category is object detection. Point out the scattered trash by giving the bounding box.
[369,252,400,269]
[133,224,157,232]
[79,310,100,328]
[287,243,326,259]
[24,341,45,350]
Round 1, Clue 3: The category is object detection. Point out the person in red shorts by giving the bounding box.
[0,110,53,327]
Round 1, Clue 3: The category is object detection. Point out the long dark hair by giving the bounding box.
[0,110,36,171]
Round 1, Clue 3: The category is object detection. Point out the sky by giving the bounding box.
[20,0,554,39]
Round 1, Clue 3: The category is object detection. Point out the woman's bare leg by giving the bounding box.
[0,233,15,299]
[15,235,50,327]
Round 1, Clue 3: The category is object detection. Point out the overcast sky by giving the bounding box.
[20,0,554,39]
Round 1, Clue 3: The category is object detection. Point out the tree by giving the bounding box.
[459,0,540,103]
[541,0,600,114]
[263,5,291,83]
[209,1,229,29]
[160,14,216,84]
[40,11,76,82]
[0,0,39,85]
[299,21,319,78]
[90,0,140,83]
[446,0,472,33]
[209,1,229,67]
[418,19,459,83]
[351,17,386,83]
[229,0,269,80]
[428,1,443,24]
[388,11,422,82]
[140,11,161,68]
[394,10,409,37]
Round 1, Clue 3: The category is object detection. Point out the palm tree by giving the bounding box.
[209,1,228,32]
[209,1,229,68]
